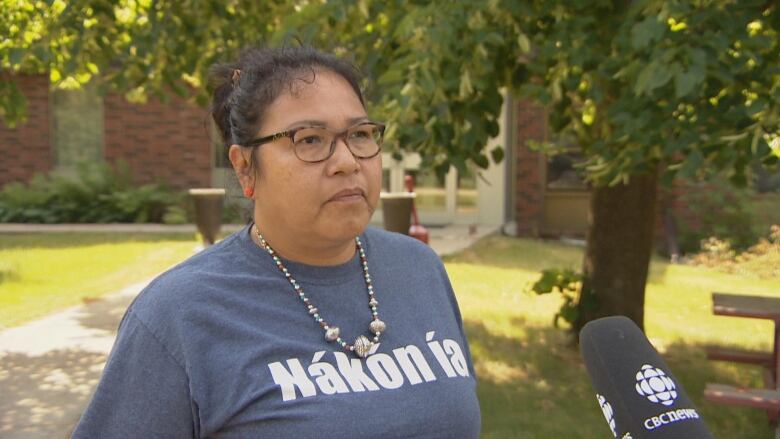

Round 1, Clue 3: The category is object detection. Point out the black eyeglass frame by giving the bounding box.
[242,121,386,163]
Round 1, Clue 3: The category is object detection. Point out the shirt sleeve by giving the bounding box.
[72,310,198,439]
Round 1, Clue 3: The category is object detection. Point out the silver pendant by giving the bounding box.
[325,326,340,341]
[369,319,386,334]
[353,335,373,358]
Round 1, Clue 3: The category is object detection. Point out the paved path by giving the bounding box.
[0,224,495,438]
[0,282,146,439]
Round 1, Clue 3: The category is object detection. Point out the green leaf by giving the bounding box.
[490,146,504,164]
[377,66,405,86]
[680,149,704,179]
[674,69,701,98]
[634,61,673,96]
[531,270,558,295]
[9,48,25,65]
[762,155,778,166]
[50,68,62,83]
[631,16,665,50]
[518,33,531,53]
[473,153,489,169]
[625,82,641,103]
[556,302,578,328]
[459,69,474,98]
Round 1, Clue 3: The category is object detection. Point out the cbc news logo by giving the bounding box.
[596,394,617,437]
[635,364,677,406]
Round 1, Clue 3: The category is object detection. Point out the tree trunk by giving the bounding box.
[574,167,659,333]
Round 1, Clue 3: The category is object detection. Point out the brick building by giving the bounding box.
[1,74,212,191]
[0,75,53,187]
[1,73,590,236]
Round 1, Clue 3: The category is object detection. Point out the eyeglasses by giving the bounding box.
[243,122,386,163]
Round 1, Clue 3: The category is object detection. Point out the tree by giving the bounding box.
[3,0,779,331]
[1,0,290,124]
[288,0,780,332]
[507,0,780,331]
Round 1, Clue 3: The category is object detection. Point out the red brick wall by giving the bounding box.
[513,102,684,251]
[514,100,547,237]
[103,93,212,189]
[0,74,52,188]
[511,101,743,257]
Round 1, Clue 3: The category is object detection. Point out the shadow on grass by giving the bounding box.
[663,339,773,438]
[0,267,20,284]
[443,236,583,271]
[445,235,672,284]
[466,317,773,439]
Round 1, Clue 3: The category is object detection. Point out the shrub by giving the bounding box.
[673,180,760,253]
[530,268,588,329]
[687,225,780,279]
[0,162,183,223]
[162,205,188,225]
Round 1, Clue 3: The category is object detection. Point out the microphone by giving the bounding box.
[579,316,713,438]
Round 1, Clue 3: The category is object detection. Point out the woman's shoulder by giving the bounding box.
[127,231,250,322]
[364,225,431,249]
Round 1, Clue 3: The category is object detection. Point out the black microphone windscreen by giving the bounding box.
[579,316,713,439]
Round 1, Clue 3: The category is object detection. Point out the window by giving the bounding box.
[546,152,588,191]
[52,83,103,170]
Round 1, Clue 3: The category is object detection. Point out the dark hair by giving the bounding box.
[208,46,365,151]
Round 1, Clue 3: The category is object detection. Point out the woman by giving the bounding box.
[73,46,480,438]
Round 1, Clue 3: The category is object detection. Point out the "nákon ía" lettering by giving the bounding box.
[268,331,470,401]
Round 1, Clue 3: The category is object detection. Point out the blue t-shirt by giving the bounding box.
[73,225,481,438]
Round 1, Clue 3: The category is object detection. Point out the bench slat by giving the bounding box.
[712,293,780,320]
[705,346,774,366]
[705,383,780,410]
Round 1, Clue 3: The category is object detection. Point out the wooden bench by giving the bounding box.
[707,293,780,435]
[705,383,780,410]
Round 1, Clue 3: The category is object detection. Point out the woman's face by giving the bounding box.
[251,69,382,246]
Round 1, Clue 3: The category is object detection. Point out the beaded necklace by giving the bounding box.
[253,225,385,358]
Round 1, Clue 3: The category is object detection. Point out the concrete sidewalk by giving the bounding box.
[0,282,145,439]
[0,224,496,438]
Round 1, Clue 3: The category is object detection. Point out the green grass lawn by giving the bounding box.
[444,235,780,439]
[0,233,200,329]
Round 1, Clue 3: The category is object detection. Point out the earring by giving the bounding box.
[244,186,254,198]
